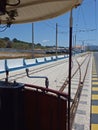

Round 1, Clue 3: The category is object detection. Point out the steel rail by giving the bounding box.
[0,54,90,85]
[8,54,87,82]
[70,53,91,128]
[59,53,90,92]
[70,57,82,128]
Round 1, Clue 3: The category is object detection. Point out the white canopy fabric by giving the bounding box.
[1,0,82,24]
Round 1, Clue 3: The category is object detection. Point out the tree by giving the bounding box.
[3,37,10,41]
[6,39,12,48]
[12,38,18,42]
[36,43,41,47]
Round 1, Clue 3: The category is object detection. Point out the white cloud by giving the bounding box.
[42,40,49,43]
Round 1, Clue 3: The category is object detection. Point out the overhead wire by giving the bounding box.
[0,26,8,32]
[92,0,97,44]
[44,22,56,30]
[74,0,96,34]
[94,0,97,30]
[0,0,20,32]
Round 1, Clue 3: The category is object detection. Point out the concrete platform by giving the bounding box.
[0,53,93,130]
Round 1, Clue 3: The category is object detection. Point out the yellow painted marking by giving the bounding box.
[92,95,98,100]
[92,106,98,114]
[92,82,98,85]
[92,78,98,80]
[92,73,97,74]
[91,59,98,130]
[92,87,98,91]
[91,124,98,130]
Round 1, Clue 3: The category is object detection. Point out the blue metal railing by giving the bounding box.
[0,55,68,74]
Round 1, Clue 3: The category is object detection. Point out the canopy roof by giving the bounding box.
[0,0,82,24]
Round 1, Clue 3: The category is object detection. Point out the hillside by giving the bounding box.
[0,37,44,50]
[0,37,67,59]
[0,37,52,59]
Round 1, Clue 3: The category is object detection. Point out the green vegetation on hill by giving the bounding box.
[0,39,7,48]
[0,37,47,50]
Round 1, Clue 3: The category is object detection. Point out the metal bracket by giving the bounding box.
[25,68,49,88]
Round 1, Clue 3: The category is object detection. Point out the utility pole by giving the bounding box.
[56,23,58,58]
[82,40,85,52]
[74,34,76,48]
[32,22,34,58]
[73,34,76,49]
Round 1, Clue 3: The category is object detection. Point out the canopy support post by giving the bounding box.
[56,23,58,59]
[32,22,34,58]
[68,9,73,130]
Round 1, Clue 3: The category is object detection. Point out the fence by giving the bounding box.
[0,55,68,73]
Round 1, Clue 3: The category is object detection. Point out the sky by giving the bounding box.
[0,0,97,47]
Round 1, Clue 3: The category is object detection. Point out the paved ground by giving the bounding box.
[0,52,93,130]
[72,53,92,130]
[0,53,89,90]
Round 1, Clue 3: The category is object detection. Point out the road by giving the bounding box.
[91,52,98,130]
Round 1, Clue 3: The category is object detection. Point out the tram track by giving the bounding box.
[10,54,86,81]
[0,52,91,130]
[0,53,90,87]
[23,53,91,130]
[68,53,91,128]
[59,54,90,92]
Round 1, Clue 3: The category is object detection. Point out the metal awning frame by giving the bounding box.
[0,0,82,24]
